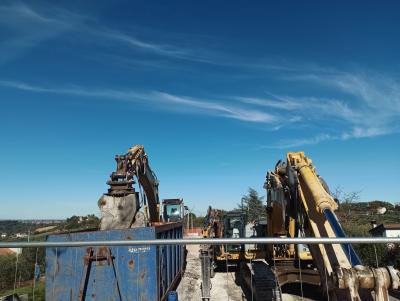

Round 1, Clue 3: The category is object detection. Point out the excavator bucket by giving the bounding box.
[98,193,145,230]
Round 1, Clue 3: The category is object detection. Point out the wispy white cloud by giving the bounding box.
[238,97,300,110]
[2,67,400,144]
[264,134,334,149]
[80,26,228,65]
[0,3,327,70]
[241,70,400,147]
[0,80,145,99]
[1,3,398,147]
[264,125,394,149]
[0,2,221,66]
[102,31,186,57]
[341,127,392,140]
[320,73,400,118]
[0,2,83,63]
[0,80,277,124]
[237,95,357,122]
[153,92,276,123]
[267,124,394,149]
[86,29,201,62]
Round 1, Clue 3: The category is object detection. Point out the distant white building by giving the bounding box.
[370,223,400,238]
[15,233,28,238]
[1,233,6,238]
[376,207,387,215]
[10,248,22,255]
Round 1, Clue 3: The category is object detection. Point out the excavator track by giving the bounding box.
[241,260,282,301]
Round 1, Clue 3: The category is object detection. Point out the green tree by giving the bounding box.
[333,187,360,223]
[60,215,100,231]
[356,243,387,267]
[240,188,266,221]
[0,240,46,292]
[20,247,45,276]
[0,255,17,290]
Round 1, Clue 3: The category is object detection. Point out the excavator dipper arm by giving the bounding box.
[286,152,399,300]
[98,145,160,230]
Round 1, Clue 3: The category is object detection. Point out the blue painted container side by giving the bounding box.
[46,223,184,301]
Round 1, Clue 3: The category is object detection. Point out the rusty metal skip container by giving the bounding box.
[45,223,184,301]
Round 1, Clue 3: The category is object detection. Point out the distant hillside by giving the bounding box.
[0,215,100,240]
[56,214,100,233]
[335,200,400,268]
[337,200,400,236]
[0,220,56,237]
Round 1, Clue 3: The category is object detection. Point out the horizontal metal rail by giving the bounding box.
[1,237,400,248]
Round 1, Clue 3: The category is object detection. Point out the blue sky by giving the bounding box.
[1,1,400,219]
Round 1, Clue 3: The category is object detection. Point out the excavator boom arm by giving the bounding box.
[98,145,160,230]
[126,145,160,223]
[266,152,400,300]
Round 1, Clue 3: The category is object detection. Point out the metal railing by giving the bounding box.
[1,237,400,248]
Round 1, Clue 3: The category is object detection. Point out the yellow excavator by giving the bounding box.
[205,152,400,300]
[98,145,184,229]
[46,145,186,301]
[261,152,400,300]
[200,207,269,299]
[203,208,247,264]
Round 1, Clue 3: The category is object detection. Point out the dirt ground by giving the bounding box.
[176,242,244,301]
[175,239,310,301]
[176,243,203,300]
[210,266,244,301]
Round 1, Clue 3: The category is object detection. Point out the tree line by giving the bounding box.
[0,247,45,292]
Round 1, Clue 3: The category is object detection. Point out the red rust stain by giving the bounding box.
[96,247,108,266]
[97,246,108,256]
[128,259,135,269]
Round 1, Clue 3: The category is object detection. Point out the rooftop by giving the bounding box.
[0,248,14,256]
[369,223,400,235]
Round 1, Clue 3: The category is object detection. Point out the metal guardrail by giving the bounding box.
[1,237,400,248]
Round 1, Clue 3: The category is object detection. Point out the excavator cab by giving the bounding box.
[162,198,185,222]
[223,211,246,253]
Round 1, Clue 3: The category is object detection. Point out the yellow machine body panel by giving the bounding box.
[264,151,400,300]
